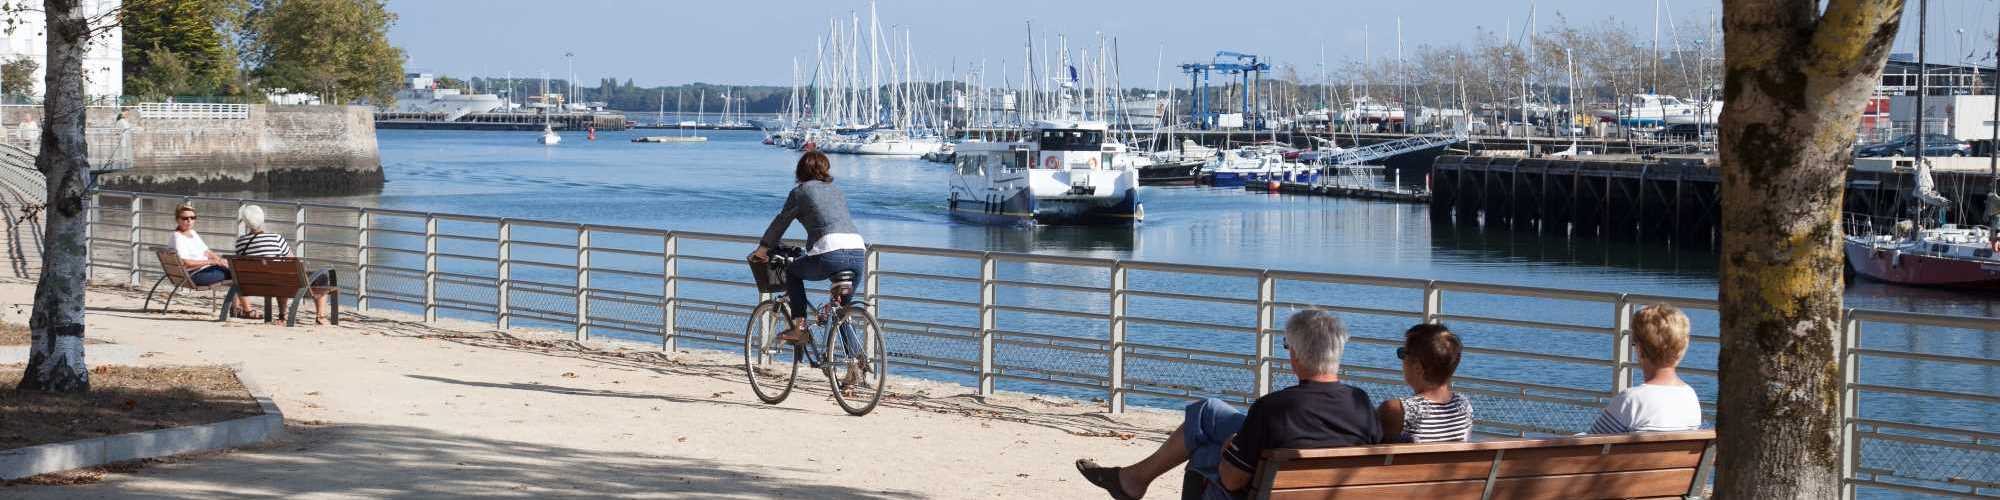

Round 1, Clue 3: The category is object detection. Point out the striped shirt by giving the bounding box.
[1401,393,1474,443]
[234,232,292,258]
[1588,383,1702,434]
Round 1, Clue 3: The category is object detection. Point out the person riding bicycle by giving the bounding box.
[749,150,867,345]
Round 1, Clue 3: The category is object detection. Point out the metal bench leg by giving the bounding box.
[143,275,171,311]
[217,286,239,322]
[330,289,341,326]
[287,291,308,327]
[162,282,183,313]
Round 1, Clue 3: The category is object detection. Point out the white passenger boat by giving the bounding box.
[948,120,1143,225]
[837,130,944,156]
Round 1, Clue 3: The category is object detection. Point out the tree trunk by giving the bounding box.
[18,0,92,393]
[1717,1,1902,498]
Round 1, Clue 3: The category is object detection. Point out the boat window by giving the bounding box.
[1038,129,1104,151]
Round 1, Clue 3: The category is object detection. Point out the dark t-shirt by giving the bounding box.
[1221,380,1382,476]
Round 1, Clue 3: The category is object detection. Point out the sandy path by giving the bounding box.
[0,279,1184,499]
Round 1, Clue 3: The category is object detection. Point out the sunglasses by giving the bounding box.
[1396,347,1408,360]
[178,216,197,221]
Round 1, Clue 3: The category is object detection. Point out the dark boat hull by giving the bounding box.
[1139,160,1203,185]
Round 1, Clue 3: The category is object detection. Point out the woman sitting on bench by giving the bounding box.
[234,204,334,324]
[171,204,255,318]
[1378,323,1473,443]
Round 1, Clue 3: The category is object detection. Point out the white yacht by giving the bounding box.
[1595,94,1716,128]
[390,73,504,120]
[948,120,1143,225]
[844,130,944,156]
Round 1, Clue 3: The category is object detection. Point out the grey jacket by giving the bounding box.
[762,180,861,249]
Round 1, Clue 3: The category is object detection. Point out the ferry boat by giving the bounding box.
[948,120,1143,225]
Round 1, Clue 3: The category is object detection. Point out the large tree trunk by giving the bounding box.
[1717,1,1903,498]
[18,0,92,393]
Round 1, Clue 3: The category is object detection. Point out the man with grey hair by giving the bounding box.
[1075,310,1382,499]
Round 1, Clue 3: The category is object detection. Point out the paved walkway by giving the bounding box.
[0,279,1182,499]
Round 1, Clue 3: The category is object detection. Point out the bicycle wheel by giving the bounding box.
[743,301,801,404]
[825,307,888,416]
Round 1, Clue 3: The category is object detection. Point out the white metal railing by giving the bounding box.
[136,102,250,120]
[69,190,2000,499]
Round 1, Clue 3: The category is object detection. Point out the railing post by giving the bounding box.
[1254,271,1275,397]
[1613,295,1634,392]
[293,204,307,260]
[1108,261,1127,413]
[356,210,371,311]
[423,214,437,322]
[661,232,677,352]
[84,192,94,278]
[497,219,512,329]
[1422,280,1443,324]
[864,247,880,311]
[575,226,590,342]
[128,195,141,287]
[1839,309,1861,500]
[978,253,996,396]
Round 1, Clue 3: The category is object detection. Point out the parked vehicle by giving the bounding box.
[1854,134,1971,158]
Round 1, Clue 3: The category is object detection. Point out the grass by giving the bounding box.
[0,322,26,346]
[0,364,262,450]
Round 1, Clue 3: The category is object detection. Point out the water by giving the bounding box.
[283,128,1994,494]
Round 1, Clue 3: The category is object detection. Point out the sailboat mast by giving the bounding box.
[1991,3,1999,188]
[868,1,880,127]
[1917,0,1927,172]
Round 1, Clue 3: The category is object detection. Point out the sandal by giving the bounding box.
[233,309,263,320]
[1075,459,1139,500]
[775,327,811,345]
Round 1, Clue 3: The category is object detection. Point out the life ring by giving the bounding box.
[1089,157,1100,169]
[1043,156,1059,169]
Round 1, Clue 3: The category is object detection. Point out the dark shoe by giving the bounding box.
[1075,459,1139,500]
[775,327,811,346]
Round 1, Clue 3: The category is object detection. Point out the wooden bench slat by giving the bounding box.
[1488,468,1697,499]
[1268,478,1489,499]
[1272,451,1498,488]
[1266,430,1715,460]
[1498,440,1705,477]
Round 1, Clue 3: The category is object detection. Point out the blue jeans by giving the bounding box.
[784,249,865,319]
[189,266,232,286]
[1184,397,1248,500]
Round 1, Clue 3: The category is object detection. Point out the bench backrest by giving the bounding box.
[1254,430,1715,500]
[227,256,308,298]
[153,246,195,287]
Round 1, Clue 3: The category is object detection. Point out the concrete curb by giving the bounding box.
[0,364,285,480]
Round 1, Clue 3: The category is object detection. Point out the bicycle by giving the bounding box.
[743,246,888,416]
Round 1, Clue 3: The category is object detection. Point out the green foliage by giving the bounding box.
[1,56,37,97]
[121,0,245,98]
[242,0,404,104]
[433,75,470,92]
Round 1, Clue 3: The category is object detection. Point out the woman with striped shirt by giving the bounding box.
[1377,323,1473,443]
[235,205,333,324]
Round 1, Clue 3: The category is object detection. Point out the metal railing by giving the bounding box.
[75,190,1998,499]
[135,102,251,120]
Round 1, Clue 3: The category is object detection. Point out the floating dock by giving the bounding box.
[375,111,629,131]
[632,135,708,143]
[1245,180,1432,203]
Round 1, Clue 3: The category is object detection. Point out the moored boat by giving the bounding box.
[948,120,1143,225]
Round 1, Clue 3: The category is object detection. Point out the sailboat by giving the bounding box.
[537,77,561,145]
[1843,0,2000,289]
[634,89,707,143]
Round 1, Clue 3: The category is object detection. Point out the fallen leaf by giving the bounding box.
[676,436,687,443]
[561,372,577,378]
[1117,433,1136,440]
[1017,473,1030,478]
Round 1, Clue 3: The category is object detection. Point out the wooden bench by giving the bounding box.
[219,256,340,327]
[142,246,231,314]
[1242,430,1715,500]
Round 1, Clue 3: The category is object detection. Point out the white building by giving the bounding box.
[0,0,123,101]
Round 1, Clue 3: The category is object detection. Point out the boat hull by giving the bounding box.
[949,187,1143,226]
[1139,160,1203,185]
[1844,239,2000,289]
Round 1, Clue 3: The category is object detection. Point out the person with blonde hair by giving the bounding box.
[170,204,256,318]
[1589,304,1701,434]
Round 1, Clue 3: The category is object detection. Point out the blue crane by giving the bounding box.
[1180,51,1270,130]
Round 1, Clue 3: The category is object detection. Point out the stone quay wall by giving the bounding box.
[3,104,384,196]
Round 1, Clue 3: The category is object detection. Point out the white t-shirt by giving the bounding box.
[1588,382,1702,434]
[808,232,867,256]
[171,230,212,263]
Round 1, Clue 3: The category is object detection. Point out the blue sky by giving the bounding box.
[383,0,1993,87]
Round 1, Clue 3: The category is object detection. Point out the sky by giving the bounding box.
[383,0,1998,88]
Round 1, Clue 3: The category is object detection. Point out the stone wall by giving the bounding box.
[98,105,383,196]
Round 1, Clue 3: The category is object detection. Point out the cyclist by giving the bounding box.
[749,150,867,345]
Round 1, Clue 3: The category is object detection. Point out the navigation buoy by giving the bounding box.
[1268,180,1282,191]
